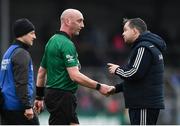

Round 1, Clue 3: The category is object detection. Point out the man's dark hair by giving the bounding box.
[123,18,147,34]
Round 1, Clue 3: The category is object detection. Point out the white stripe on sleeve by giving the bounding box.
[116,47,145,77]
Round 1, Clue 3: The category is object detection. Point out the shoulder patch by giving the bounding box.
[149,45,154,48]
[159,54,163,60]
[66,54,75,62]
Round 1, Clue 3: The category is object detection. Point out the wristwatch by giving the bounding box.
[96,83,101,90]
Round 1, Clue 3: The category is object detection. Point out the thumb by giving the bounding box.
[107,63,113,66]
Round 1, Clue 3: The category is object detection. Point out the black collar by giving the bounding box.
[12,40,30,50]
[56,31,71,39]
[131,31,150,48]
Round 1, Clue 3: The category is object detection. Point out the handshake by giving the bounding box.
[97,84,116,96]
[97,63,120,96]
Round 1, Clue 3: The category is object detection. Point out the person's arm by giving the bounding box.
[34,66,46,113]
[116,47,152,80]
[67,66,97,89]
[108,47,152,80]
[36,66,46,100]
[107,81,124,95]
[12,48,34,119]
[36,67,46,87]
[67,66,112,95]
[12,48,32,109]
[36,51,47,100]
[114,81,124,93]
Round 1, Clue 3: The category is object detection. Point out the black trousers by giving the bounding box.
[45,88,79,125]
[0,109,39,125]
[129,108,160,125]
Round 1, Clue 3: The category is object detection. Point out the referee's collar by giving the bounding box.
[56,31,71,39]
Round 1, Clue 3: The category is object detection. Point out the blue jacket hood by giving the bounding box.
[137,31,167,53]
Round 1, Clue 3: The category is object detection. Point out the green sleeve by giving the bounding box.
[62,42,79,67]
[40,52,47,68]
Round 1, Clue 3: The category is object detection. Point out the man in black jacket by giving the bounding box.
[107,18,166,125]
[0,18,39,124]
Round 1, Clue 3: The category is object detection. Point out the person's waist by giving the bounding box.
[46,87,75,94]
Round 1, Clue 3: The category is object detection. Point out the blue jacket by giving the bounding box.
[115,31,166,109]
[0,41,35,110]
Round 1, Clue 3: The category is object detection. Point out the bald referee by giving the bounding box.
[34,8,114,125]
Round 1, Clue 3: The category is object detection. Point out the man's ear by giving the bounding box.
[65,18,71,26]
[133,28,140,36]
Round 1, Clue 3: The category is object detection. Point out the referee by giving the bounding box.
[34,8,114,125]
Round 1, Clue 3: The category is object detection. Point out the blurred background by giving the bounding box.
[1,0,180,124]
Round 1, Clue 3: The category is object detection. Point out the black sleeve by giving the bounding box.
[12,48,32,109]
[115,47,152,80]
[114,81,124,93]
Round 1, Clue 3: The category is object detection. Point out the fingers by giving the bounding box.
[106,86,116,97]
[107,86,115,95]
[33,100,44,114]
[99,84,115,96]
[108,67,115,74]
[33,102,39,114]
[107,63,120,74]
[24,108,34,120]
[96,63,117,96]
[34,106,41,114]
[107,63,114,66]
[24,113,34,120]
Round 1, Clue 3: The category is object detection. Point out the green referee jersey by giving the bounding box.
[41,31,80,93]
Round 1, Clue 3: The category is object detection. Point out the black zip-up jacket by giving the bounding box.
[115,31,166,109]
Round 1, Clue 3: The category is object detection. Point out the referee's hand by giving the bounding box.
[34,100,44,114]
[99,84,115,96]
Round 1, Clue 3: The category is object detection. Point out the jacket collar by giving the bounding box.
[131,31,150,48]
[12,40,30,50]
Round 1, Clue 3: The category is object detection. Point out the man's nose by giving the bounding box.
[81,23,84,28]
[34,34,36,39]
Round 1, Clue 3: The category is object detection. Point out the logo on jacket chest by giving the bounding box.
[31,64,33,71]
[159,54,163,60]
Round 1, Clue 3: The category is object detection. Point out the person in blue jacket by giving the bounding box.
[108,18,166,125]
[0,18,39,125]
